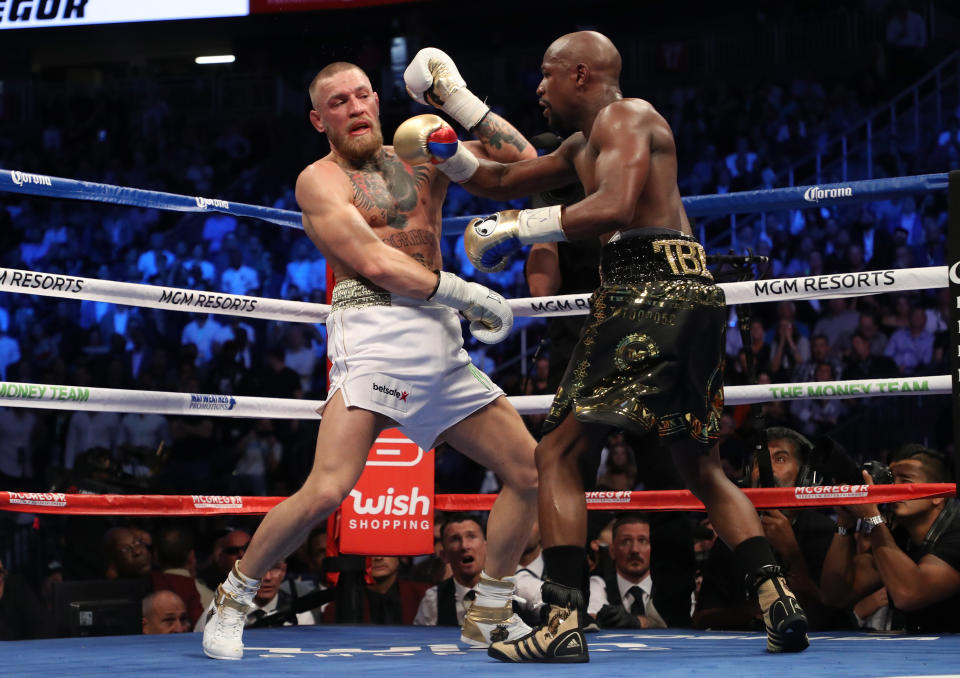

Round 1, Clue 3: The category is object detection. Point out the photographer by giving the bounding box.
[693,427,850,631]
[820,445,960,633]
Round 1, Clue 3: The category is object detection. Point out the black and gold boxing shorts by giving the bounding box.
[542,228,725,448]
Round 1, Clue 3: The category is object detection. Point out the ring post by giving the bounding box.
[948,170,960,498]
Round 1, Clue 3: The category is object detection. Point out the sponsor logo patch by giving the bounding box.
[794,484,869,500]
[189,394,237,410]
[192,495,243,509]
[9,170,52,187]
[348,487,430,516]
[370,377,411,412]
[195,196,230,209]
[9,492,67,507]
[586,490,633,504]
[803,185,853,202]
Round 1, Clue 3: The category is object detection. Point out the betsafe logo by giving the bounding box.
[372,382,408,402]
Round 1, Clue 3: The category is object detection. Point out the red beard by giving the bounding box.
[330,121,384,164]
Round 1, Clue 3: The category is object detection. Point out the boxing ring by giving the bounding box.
[7,626,960,677]
[1,168,960,676]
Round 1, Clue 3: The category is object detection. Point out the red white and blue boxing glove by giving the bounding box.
[394,114,479,183]
[464,206,566,272]
[403,47,489,131]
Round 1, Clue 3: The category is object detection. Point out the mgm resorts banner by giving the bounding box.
[948,170,960,497]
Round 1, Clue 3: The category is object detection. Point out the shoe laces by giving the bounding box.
[211,600,248,642]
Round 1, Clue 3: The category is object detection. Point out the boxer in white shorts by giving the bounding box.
[203,54,539,661]
[323,281,504,451]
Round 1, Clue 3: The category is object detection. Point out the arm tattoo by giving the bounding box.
[474,114,529,153]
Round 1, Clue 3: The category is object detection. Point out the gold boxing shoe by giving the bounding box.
[487,581,588,663]
[460,575,531,648]
[751,565,810,652]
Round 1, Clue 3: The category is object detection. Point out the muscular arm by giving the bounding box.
[525,242,561,297]
[295,162,439,298]
[557,103,655,239]
[464,102,661,240]
[464,112,537,163]
[462,138,580,200]
[820,527,883,608]
[867,525,960,610]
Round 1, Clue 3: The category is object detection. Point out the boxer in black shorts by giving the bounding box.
[396,30,810,662]
[543,229,725,444]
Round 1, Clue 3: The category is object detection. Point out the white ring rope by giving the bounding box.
[0,267,329,323]
[0,375,948,418]
[517,266,947,317]
[0,170,951,423]
[0,264,945,323]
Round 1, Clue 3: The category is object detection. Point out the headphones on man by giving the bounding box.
[741,429,858,488]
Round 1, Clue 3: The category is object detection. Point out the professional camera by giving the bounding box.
[861,460,895,485]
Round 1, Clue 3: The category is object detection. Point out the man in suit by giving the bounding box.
[414,514,486,626]
[587,513,668,628]
[324,556,429,625]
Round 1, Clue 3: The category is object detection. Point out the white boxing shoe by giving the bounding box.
[202,584,254,660]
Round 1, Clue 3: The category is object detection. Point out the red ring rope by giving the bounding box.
[0,484,953,516]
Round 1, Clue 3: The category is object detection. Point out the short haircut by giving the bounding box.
[156,526,195,570]
[102,526,129,559]
[308,62,364,109]
[611,512,651,541]
[890,444,953,483]
[142,590,159,616]
[142,589,183,616]
[586,512,616,546]
[439,512,486,542]
[765,426,813,463]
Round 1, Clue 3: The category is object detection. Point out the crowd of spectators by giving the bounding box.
[2,435,958,641]
[1,0,959,644]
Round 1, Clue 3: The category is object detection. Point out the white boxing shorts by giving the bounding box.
[319,278,504,450]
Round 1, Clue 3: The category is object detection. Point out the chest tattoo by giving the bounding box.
[347,154,431,230]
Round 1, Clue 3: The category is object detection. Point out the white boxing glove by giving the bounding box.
[429,271,513,344]
[404,47,490,130]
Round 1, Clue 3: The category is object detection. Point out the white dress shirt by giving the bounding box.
[588,571,666,628]
[514,552,545,612]
[248,593,316,627]
[413,578,475,626]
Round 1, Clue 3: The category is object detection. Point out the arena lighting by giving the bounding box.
[195,55,236,65]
